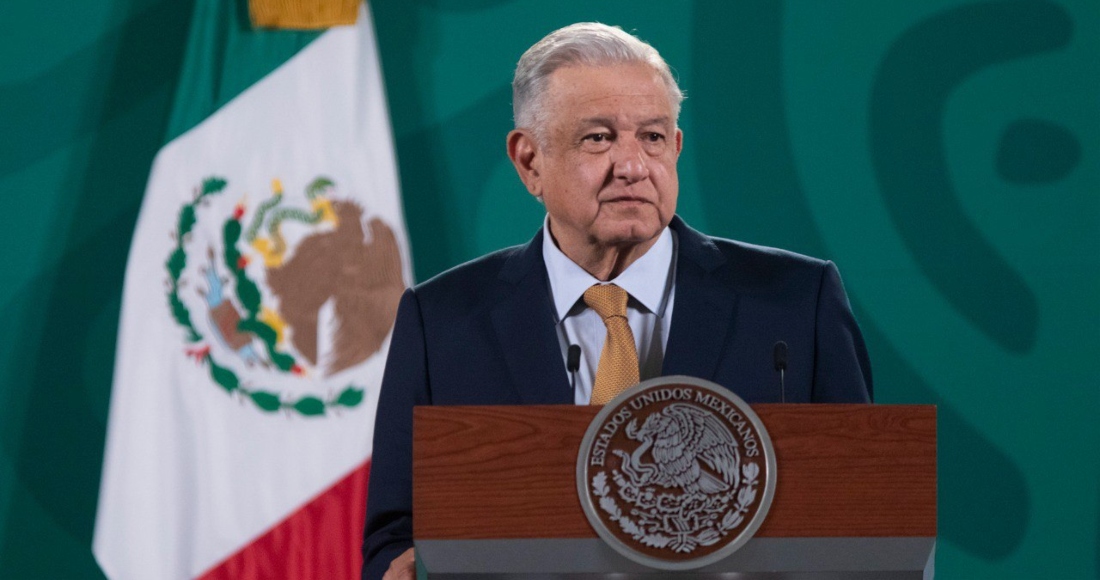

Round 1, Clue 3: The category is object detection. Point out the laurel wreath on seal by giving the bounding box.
[165,176,365,417]
[592,461,760,553]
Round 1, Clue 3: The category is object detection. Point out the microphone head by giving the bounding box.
[773,341,788,371]
[567,344,582,372]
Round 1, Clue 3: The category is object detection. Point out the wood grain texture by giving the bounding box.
[413,404,935,539]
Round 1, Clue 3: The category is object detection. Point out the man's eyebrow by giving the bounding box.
[575,116,673,129]
[637,116,673,128]
[576,117,615,128]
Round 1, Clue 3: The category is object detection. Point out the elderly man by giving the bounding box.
[362,22,871,580]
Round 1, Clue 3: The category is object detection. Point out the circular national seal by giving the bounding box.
[576,376,777,570]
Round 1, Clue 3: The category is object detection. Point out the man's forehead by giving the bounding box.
[547,63,665,93]
[545,65,674,122]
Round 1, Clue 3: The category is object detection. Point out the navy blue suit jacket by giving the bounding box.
[361,217,872,578]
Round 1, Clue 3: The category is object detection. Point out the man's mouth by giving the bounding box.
[604,196,648,204]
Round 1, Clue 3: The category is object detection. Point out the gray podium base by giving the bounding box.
[416,537,934,580]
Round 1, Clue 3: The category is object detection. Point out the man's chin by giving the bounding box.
[594,221,665,249]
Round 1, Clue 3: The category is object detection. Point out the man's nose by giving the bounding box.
[612,142,649,184]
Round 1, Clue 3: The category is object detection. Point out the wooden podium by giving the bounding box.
[413,404,936,579]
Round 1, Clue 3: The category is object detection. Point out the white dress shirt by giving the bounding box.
[541,217,677,404]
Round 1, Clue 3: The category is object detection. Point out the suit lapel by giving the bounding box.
[490,230,573,405]
[662,217,738,382]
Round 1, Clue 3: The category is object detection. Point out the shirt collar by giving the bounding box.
[541,215,675,321]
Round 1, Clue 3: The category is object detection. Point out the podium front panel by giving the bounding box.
[413,404,936,577]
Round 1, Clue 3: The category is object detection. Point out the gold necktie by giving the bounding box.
[584,284,640,405]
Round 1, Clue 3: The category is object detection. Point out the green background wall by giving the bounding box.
[1,0,1096,577]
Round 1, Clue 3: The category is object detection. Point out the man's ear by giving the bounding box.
[507,129,542,198]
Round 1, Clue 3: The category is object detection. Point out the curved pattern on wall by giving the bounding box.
[691,0,1032,560]
[869,1,1073,353]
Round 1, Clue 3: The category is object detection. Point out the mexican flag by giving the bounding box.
[92,2,410,578]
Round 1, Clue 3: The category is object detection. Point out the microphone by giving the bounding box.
[773,341,788,403]
[567,344,581,391]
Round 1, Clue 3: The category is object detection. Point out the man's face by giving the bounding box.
[520,63,682,259]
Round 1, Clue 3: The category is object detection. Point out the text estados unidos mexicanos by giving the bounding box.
[588,387,759,467]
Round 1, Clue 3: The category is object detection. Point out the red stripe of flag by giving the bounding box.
[199,461,370,580]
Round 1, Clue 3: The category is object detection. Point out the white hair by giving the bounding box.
[512,23,684,140]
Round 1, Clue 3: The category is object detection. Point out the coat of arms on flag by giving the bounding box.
[167,176,404,416]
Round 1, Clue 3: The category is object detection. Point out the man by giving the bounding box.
[362,23,872,580]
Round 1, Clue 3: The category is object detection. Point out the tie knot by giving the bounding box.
[584,284,629,321]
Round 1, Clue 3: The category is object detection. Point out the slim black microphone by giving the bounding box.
[567,344,581,391]
[773,341,788,403]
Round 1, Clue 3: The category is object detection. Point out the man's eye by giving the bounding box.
[585,133,609,143]
[644,132,665,142]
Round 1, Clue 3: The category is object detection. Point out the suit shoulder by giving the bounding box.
[712,236,826,271]
[410,244,527,306]
[704,236,831,293]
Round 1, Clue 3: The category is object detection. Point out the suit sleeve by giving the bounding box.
[811,261,873,403]
[362,288,429,579]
